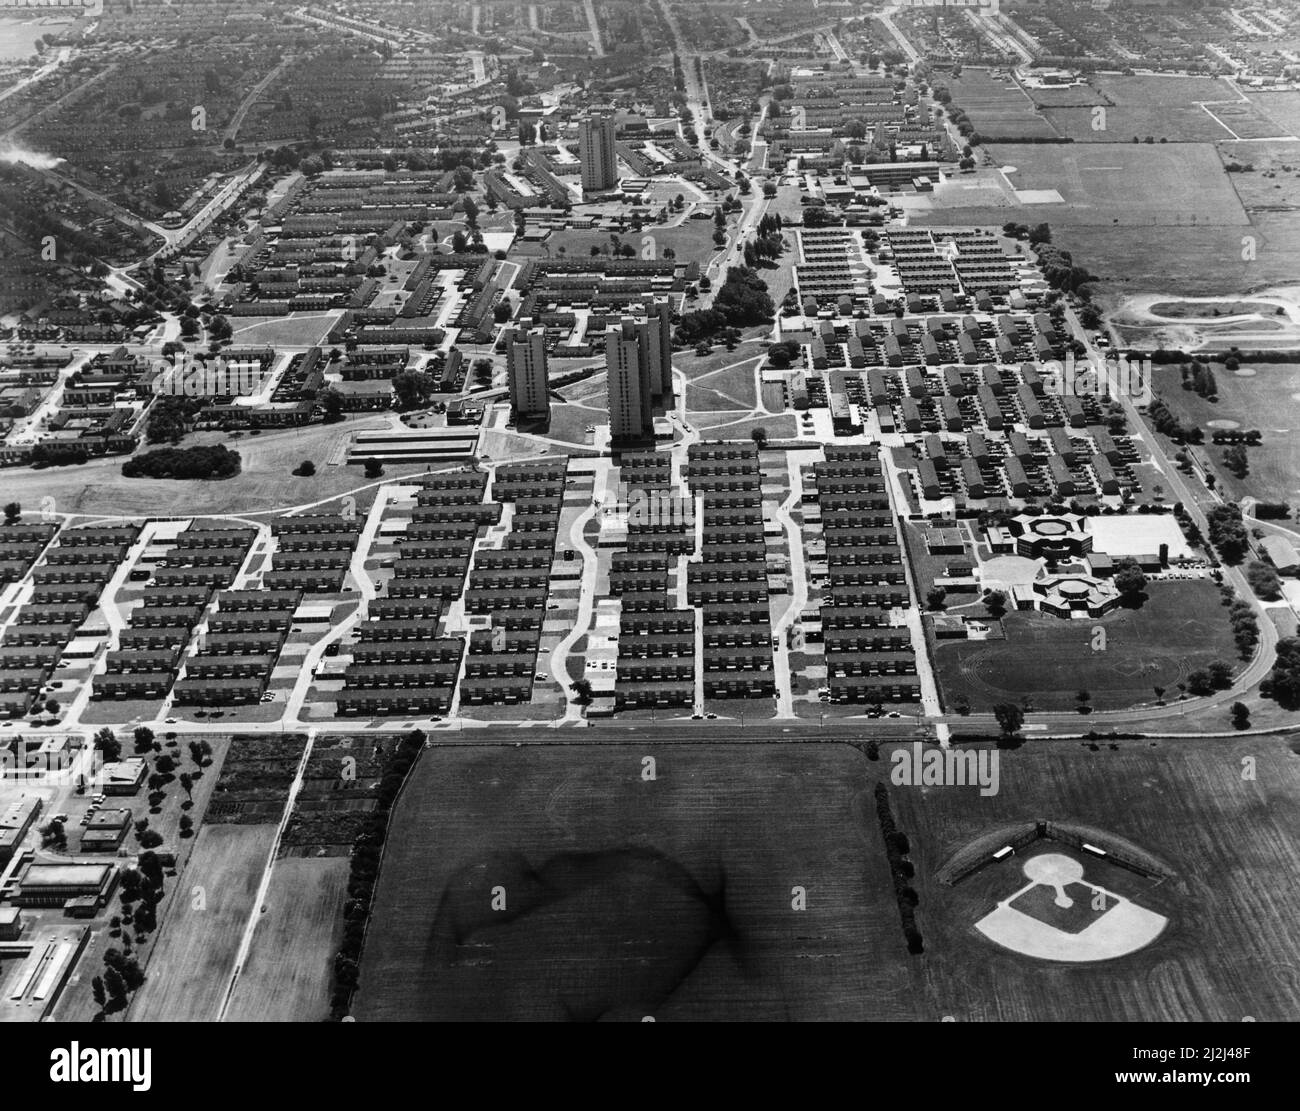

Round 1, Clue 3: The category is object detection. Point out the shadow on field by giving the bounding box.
[429,847,741,1022]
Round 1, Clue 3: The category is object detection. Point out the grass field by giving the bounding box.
[545,221,719,269]
[129,823,277,1022]
[354,743,915,1021]
[1044,106,1234,143]
[228,312,343,346]
[932,581,1238,713]
[987,143,1249,226]
[949,70,1057,140]
[352,736,1300,1021]
[222,856,350,1022]
[682,353,762,409]
[1149,363,1300,505]
[894,735,1300,1021]
[1,418,442,518]
[1243,91,1300,139]
[1047,222,1300,298]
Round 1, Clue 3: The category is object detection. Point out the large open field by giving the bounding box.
[932,581,1239,713]
[1148,362,1300,505]
[129,823,277,1022]
[895,735,1300,1021]
[1043,105,1236,143]
[1242,90,1300,139]
[352,736,1300,1021]
[948,70,1058,140]
[354,743,917,1021]
[222,856,350,1022]
[987,143,1249,226]
[1,418,440,518]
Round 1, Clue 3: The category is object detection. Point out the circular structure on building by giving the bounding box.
[1007,513,1092,561]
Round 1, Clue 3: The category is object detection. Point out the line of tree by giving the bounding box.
[1219,582,1260,659]
[1180,361,1218,399]
[1261,636,1300,709]
[1206,504,1249,564]
[330,729,427,1019]
[1147,397,1203,444]
[874,783,923,955]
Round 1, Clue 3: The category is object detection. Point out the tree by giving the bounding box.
[155,753,175,775]
[94,728,122,763]
[293,460,316,477]
[102,968,128,1014]
[1153,685,1166,703]
[993,702,1024,738]
[2,502,20,525]
[132,726,154,754]
[137,829,164,849]
[1231,701,1250,729]
[1075,689,1092,713]
[925,586,947,610]
[1186,669,1214,696]
[91,975,106,1011]
[179,814,194,838]
[363,459,384,479]
[1207,660,1234,689]
[1113,558,1147,599]
[120,957,146,993]
[179,772,193,799]
[571,677,593,704]
[320,386,345,423]
[984,590,1007,617]
[750,427,768,448]
[392,370,435,411]
[40,819,67,849]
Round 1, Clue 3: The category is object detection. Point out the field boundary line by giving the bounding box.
[217,728,317,1022]
[337,731,432,1019]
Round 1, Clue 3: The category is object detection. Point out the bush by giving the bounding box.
[293,460,316,477]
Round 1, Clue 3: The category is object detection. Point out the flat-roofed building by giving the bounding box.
[606,319,653,441]
[505,325,550,421]
[580,113,619,192]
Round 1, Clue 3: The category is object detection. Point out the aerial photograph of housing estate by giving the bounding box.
[0,0,1297,1048]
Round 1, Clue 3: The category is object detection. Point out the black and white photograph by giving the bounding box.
[0,0,1294,1070]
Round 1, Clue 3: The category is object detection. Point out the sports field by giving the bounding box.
[351,736,1300,1021]
[933,581,1238,713]
[894,736,1300,1021]
[988,144,1249,226]
[1044,106,1236,143]
[129,823,277,1022]
[354,743,917,1021]
[222,856,351,1022]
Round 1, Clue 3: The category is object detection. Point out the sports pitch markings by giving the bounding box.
[975,852,1168,962]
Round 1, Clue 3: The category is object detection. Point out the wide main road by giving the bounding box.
[656,0,712,128]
